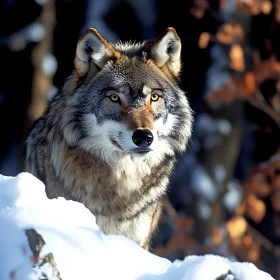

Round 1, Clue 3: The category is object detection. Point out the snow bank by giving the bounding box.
[0,173,275,280]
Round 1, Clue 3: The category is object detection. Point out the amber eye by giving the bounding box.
[151,94,159,102]
[110,94,120,103]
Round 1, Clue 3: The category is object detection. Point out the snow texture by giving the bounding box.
[0,172,275,280]
[8,23,45,51]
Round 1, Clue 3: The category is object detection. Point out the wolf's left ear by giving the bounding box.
[74,28,119,77]
[146,27,182,77]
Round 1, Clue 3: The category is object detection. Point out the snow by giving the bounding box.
[223,180,243,212]
[190,164,217,201]
[214,165,226,184]
[196,197,212,219]
[195,114,232,149]
[0,172,275,280]
[8,23,45,51]
[207,45,231,90]
[42,54,57,77]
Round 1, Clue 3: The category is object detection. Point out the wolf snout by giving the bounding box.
[132,129,153,148]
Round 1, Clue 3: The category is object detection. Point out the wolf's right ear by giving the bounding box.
[74,28,119,77]
[146,27,182,77]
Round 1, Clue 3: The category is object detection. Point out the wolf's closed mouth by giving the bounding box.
[131,148,152,155]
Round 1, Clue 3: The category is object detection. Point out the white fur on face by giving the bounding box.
[155,113,178,137]
[81,114,159,154]
[80,114,122,163]
[80,113,181,166]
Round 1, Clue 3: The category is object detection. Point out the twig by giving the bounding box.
[162,198,178,219]
[246,223,276,254]
[248,90,280,128]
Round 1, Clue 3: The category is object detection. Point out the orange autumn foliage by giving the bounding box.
[207,72,256,104]
[207,56,280,104]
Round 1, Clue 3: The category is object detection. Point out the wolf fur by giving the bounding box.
[24,27,193,249]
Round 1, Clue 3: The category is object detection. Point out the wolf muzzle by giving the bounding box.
[132,129,153,148]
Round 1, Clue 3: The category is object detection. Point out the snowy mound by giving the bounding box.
[0,173,275,280]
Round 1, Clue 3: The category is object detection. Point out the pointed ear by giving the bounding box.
[74,28,119,77]
[147,27,182,77]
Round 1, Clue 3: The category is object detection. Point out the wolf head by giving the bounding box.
[59,27,193,164]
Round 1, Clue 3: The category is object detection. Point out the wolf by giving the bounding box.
[24,27,193,250]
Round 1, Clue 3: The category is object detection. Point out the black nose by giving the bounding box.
[132,129,153,148]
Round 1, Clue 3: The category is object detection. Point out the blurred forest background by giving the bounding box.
[0,0,280,278]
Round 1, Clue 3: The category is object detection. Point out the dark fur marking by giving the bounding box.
[117,200,158,222]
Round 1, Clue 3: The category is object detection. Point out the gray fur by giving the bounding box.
[24,27,193,249]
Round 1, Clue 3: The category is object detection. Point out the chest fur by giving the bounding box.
[48,141,172,219]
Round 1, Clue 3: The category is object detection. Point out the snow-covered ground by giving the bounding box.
[0,172,275,280]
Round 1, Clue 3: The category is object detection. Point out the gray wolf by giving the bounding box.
[24,27,193,249]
